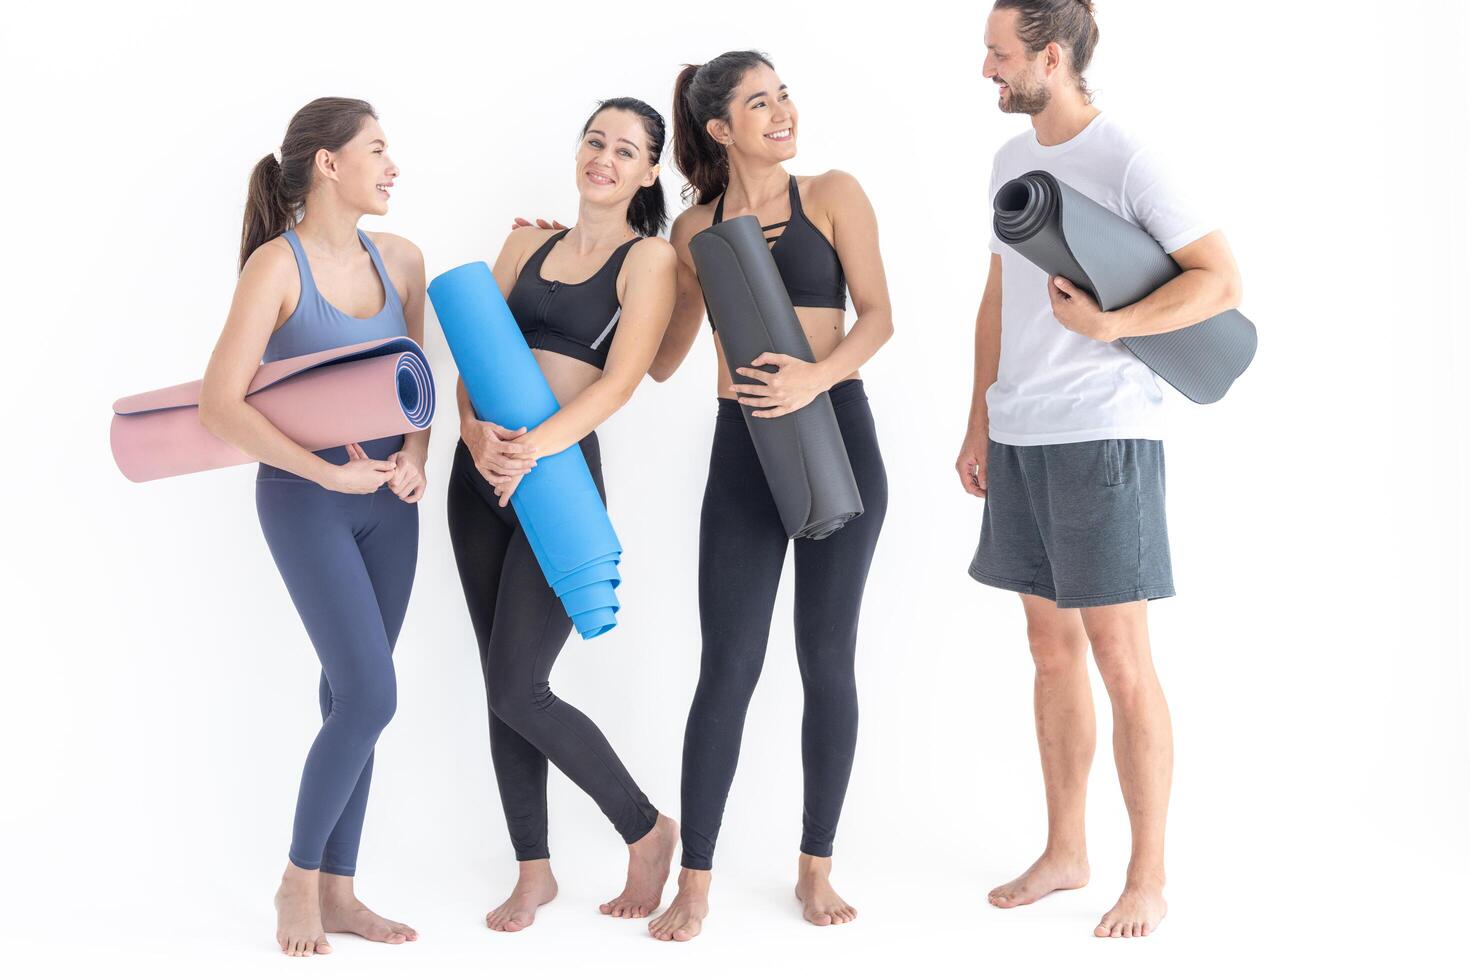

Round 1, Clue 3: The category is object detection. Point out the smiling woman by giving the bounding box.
[647,50,894,943]
[195,95,432,958]
[444,95,680,934]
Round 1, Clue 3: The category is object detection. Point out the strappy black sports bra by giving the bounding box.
[712,174,847,310]
[506,229,640,371]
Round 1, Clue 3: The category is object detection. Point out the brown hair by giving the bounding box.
[239,97,378,271]
[993,0,1100,98]
[671,51,775,205]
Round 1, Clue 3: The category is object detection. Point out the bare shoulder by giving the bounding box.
[630,235,675,263]
[620,237,676,305]
[670,201,717,248]
[365,231,425,287]
[365,230,423,264]
[806,169,867,206]
[239,236,297,287]
[502,224,559,260]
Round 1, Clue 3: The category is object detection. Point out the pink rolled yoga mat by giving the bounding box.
[110,336,436,482]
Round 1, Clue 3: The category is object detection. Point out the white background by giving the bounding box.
[3,1,1466,976]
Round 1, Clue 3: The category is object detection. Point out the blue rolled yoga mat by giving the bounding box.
[428,262,622,639]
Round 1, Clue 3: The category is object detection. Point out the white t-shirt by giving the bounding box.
[986,112,1213,446]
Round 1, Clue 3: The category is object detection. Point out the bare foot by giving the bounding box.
[648,868,710,942]
[794,854,856,926]
[275,863,331,957]
[1094,881,1167,938]
[486,859,558,933]
[319,872,417,944]
[601,814,678,918]
[988,851,1090,909]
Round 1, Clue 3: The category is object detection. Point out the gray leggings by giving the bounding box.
[255,435,417,876]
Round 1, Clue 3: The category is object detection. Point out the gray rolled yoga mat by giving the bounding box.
[993,170,1256,404]
[690,214,864,540]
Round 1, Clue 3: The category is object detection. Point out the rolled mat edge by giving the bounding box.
[110,336,435,482]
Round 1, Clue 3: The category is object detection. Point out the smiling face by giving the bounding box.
[983,8,1053,115]
[577,107,660,209]
[707,63,797,163]
[312,115,398,215]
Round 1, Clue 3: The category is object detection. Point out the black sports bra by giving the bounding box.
[712,174,847,310]
[506,229,640,371]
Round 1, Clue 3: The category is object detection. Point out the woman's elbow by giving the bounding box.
[196,388,225,436]
[647,354,676,384]
[869,312,896,348]
[197,389,241,439]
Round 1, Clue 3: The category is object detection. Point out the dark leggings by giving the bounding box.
[447,434,658,861]
[680,379,887,870]
[255,435,417,876]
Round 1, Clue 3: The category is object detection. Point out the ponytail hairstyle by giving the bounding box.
[580,97,668,238]
[992,0,1100,99]
[239,97,378,271]
[671,50,775,205]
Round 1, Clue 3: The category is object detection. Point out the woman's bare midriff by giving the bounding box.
[534,349,604,408]
[713,305,858,400]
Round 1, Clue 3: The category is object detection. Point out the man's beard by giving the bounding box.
[999,75,1051,115]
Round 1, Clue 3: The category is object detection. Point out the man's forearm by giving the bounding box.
[1111,266,1241,339]
[970,306,1001,432]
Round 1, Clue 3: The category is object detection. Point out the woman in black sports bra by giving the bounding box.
[647,51,894,941]
[445,98,679,932]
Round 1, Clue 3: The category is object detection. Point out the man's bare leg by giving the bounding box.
[989,593,1094,908]
[1081,600,1171,938]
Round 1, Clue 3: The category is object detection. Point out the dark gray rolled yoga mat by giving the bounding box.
[689,214,864,540]
[993,170,1256,405]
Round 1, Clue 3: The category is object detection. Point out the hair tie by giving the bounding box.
[272,146,283,165]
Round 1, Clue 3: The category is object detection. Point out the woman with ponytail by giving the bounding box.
[445,97,679,932]
[647,52,894,942]
[198,97,428,956]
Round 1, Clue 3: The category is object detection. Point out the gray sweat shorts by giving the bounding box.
[969,438,1175,609]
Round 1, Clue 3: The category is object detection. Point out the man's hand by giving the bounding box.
[1049,276,1120,342]
[955,429,989,498]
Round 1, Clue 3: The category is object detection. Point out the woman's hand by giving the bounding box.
[728,353,832,419]
[326,443,397,494]
[510,217,568,231]
[386,450,428,503]
[464,419,538,485]
[488,470,524,508]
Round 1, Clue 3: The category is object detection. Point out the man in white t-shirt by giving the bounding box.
[956,0,1244,939]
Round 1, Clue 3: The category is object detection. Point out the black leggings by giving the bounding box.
[680,379,887,870]
[447,435,658,861]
